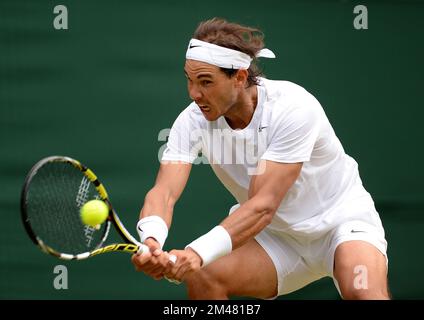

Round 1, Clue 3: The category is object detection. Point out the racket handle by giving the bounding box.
[137,244,177,264]
[137,244,150,254]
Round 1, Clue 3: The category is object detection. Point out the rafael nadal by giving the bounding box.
[131,18,390,300]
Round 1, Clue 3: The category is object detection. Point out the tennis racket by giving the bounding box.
[20,155,150,260]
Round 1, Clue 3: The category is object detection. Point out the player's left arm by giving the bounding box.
[164,160,302,282]
[221,160,302,249]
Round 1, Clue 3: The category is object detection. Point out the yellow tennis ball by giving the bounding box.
[80,199,108,227]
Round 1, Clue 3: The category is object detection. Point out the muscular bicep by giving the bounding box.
[248,160,303,212]
[220,160,302,249]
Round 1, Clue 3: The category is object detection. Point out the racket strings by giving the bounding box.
[26,162,107,254]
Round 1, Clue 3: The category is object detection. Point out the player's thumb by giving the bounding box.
[144,238,163,256]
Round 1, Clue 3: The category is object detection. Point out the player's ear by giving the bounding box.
[235,69,248,88]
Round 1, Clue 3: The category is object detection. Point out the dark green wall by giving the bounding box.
[1,0,423,299]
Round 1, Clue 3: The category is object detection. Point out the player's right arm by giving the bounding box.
[140,161,192,227]
[132,161,191,280]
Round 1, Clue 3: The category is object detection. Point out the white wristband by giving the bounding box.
[137,215,168,249]
[186,226,232,267]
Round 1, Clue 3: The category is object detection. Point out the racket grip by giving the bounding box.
[137,244,150,254]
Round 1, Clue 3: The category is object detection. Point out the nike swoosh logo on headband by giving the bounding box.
[189,45,200,49]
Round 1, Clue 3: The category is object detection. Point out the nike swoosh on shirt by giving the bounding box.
[350,230,366,233]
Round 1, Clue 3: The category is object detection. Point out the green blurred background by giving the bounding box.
[1,0,423,299]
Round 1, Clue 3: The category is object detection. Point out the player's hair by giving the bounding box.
[193,17,265,87]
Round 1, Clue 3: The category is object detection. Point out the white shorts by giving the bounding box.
[229,203,388,297]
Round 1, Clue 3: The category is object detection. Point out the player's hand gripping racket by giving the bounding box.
[21,156,155,260]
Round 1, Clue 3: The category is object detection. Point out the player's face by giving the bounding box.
[184,59,241,121]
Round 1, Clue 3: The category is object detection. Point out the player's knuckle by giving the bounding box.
[191,263,200,272]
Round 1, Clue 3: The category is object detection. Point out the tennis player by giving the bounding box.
[131,18,390,300]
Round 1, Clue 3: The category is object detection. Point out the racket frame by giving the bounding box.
[21,155,144,260]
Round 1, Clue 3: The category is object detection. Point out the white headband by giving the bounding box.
[186,38,275,69]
